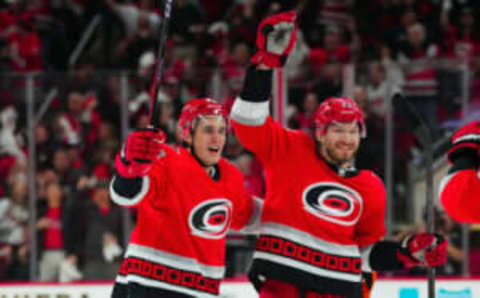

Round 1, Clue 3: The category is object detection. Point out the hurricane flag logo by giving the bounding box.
[302,182,363,226]
[189,199,233,239]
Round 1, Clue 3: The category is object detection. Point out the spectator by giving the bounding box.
[35,122,57,170]
[220,41,250,95]
[36,168,58,200]
[291,92,319,133]
[397,22,441,139]
[3,177,30,280]
[0,106,26,172]
[309,25,352,76]
[387,9,418,50]
[55,91,102,150]
[37,182,71,281]
[234,153,264,198]
[116,10,158,69]
[438,6,480,119]
[49,147,79,198]
[105,0,160,37]
[312,60,343,101]
[6,13,43,74]
[170,0,206,43]
[80,181,123,280]
[318,0,353,28]
[226,0,258,45]
[365,61,390,119]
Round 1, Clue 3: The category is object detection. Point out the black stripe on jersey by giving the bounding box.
[449,150,479,174]
[239,66,273,103]
[248,259,362,297]
[255,235,362,275]
[118,256,221,295]
[112,173,143,198]
[368,240,404,271]
[111,281,194,298]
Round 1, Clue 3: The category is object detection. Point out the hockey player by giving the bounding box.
[440,120,480,223]
[109,98,259,298]
[230,11,447,298]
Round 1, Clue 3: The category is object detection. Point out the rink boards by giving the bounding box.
[0,278,479,298]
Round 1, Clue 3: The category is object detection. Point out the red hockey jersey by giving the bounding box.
[110,146,254,297]
[440,168,480,223]
[231,98,386,296]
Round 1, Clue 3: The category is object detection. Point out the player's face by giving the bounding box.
[188,116,227,167]
[316,122,360,166]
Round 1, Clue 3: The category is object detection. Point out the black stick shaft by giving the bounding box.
[149,0,174,128]
[395,93,436,298]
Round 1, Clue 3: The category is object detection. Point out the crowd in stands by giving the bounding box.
[1,0,480,281]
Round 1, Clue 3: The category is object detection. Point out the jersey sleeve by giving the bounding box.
[440,169,480,223]
[110,152,168,207]
[230,66,293,164]
[440,149,480,223]
[227,167,255,231]
[231,102,292,164]
[353,173,387,248]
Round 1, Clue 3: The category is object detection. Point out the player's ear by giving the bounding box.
[184,130,193,146]
[315,127,323,142]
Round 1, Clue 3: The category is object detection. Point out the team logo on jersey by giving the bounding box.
[302,182,363,226]
[189,199,233,239]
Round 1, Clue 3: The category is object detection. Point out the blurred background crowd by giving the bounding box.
[1,0,480,282]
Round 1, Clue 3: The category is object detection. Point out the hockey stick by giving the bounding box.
[393,92,436,298]
[149,0,174,128]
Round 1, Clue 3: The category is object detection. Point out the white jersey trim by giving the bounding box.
[109,175,150,206]
[253,251,361,282]
[123,274,218,298]
[237,196,263,234]
[116,275,127,284]
[260,222,360,257]
[230,97,269,126]
[439,172,455,195]
[127,243,225,279]
[453,133,480,144]
[360,244,374,272]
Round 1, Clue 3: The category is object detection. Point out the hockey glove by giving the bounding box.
[115,128,166,178]
[448,121,480,163]
[251,11,297,68]
[396,233,447,269]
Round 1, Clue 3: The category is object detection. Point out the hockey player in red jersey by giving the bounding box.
[440,121,480,223]
[109,98,259,298]
[230,11,448,298]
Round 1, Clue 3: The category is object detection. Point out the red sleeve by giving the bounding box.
[440,169,480,223]
[354,173,387,248]
[229,170,254,231]
[232,117,292,165]
[135,150,169,209]
[110,154,168,208]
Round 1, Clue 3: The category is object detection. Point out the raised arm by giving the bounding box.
[109,128,165,206]
[230,11,298,163]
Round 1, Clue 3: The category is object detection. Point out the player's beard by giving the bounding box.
[325,146,357,167]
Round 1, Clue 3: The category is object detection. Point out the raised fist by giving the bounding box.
[115,128,166,178]
[251,11,297,68]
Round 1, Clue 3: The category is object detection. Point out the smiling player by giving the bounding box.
[109,98,259,298]
[230,11,447,298]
